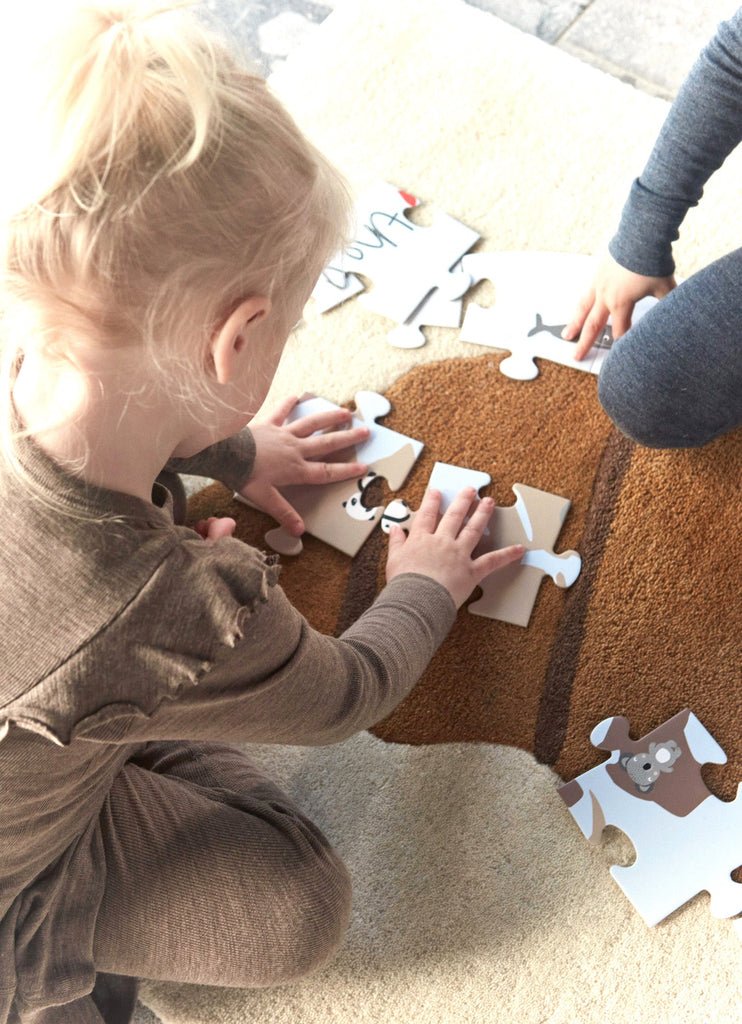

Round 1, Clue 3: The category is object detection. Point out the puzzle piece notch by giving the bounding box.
[379,463,580,627]
[312,183,479,325]
[559,710,742,927]
[237,392,423,558]
[459,251,657,379]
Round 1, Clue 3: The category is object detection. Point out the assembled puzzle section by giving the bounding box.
[380,461,581,627]
[312,182,479,341]
[459,251,657,379]
[237,392,423,558]
[559,709,742,927]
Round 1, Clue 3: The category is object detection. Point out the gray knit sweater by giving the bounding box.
[610,9,742,277]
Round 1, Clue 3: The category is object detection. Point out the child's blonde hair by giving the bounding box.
[0,0,350,495]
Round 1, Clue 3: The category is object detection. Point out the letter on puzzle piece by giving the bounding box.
[312,183,479,326]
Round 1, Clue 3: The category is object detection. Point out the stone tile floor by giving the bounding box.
[205,0,741,97]
[136,0,739,1018]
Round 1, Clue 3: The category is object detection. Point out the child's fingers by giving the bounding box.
[203,517,237,542]
[411,488,442,534]
[257,487,305,537]
[288,407,355,438]
[472,543,525,582]
[265,395,299,426]
[437,487,478,538]
[609,301,634,340]
[302,425,370,458]
[456,494,495,548]
[574,300,610,360]
[561,289,594,342]
[386,523,407,555]
[302,460,369,484]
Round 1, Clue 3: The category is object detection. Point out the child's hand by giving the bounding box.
[385,488,525,609]
[239,396,370,537]
[561,254,676,360]
[195,516,237,542]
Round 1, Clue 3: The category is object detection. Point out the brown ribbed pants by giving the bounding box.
[84,741,351,1023]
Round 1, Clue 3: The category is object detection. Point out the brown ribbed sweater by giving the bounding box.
[0,427,455,1021]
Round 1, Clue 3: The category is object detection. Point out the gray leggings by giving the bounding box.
[598,248,742,448]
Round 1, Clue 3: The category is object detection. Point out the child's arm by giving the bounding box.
[74,491,522,748]
[564,9,742,355]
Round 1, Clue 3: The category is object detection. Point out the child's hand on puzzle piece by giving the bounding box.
[385,487,525,609]
[195,516,237,543]
[562,253,676,360]
[239,396,371,538]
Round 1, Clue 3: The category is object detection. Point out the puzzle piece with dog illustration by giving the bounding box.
[459,251,658,379]
[312,182,479,328]
[236,392,423,558]
[381,462,581,627]
[559,710,742,927]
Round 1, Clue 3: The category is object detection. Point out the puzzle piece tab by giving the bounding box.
[237,392,423,558]
[559,709,742,927]
[380,463,580,627]
[459,251,657,379]
[312,183,479,325]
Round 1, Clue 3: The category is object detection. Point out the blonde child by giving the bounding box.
[0,3,523,1021]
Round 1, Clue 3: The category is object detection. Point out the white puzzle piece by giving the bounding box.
[459,251,658,379]
[312,183,479,324]
[380,461,491,533]
[386,269,465,348]
[237,393,424,557]
[312,264,365,313]
[559,710,742,928]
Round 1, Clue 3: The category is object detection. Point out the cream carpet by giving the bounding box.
[136,1,742,1021]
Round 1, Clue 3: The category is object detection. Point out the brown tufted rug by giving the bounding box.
[188,353,741,802]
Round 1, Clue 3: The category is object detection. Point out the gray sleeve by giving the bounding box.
[164,427,256,492]
[609,10,742,277]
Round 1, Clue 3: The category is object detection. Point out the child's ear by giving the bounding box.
[209,296,272,385]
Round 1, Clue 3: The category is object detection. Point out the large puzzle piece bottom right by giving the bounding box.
[559,709,742,927]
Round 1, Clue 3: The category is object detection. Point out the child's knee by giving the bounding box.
[283,847,352,982]
[597,346,706,449]
[251,843,352,987]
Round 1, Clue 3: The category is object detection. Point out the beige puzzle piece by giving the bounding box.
[238,393,423,558]
[272,445,417,557]
[381,467,580,627]
[470,483,581,627]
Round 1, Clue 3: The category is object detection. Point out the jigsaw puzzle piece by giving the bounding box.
[379,462,492,534]
[469,483,580,627]
[379,469,579,627]
[311,265,365,313]
[314,183,479,325]
[387,277,465,349]
[459,251,657,379]
[237,392,423,558]
[353,390,424,490]
[559,710,742,927]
